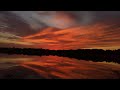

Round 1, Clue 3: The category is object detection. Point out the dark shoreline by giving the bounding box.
[0,47,120,64]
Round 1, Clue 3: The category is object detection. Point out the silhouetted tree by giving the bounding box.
[0,47,120,64]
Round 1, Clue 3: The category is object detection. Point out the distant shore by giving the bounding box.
[0,47,120,64]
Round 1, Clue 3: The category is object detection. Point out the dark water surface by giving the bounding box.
[0,54,120,79]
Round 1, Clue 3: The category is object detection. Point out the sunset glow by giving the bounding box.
[0,11,120,50]
[0,11,120,79]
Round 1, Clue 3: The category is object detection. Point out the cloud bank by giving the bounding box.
[0,11,120,50]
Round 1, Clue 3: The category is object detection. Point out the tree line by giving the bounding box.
[0,47,120,64]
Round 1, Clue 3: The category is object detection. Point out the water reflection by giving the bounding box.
[0,54,120,79]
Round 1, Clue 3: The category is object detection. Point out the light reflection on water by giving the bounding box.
[0,54,120,79]
[0,54,37,69]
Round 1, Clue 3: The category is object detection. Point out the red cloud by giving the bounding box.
[21,23,120,50]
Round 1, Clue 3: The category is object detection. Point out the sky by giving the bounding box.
[0,11,120,50]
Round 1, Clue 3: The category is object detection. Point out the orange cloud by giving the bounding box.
[21,23,120,50]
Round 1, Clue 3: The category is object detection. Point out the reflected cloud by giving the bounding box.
[0,55,120,79]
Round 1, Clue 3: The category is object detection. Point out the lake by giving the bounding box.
[0,54,120,79]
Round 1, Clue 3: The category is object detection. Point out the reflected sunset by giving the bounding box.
[0,55,120,79]
[0,11,120,79]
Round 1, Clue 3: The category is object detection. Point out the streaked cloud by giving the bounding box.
[0,32,33,45]
[22,23,120,50]
[0,11,120,50]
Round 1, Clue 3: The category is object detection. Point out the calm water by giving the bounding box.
[0,54,120,79]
